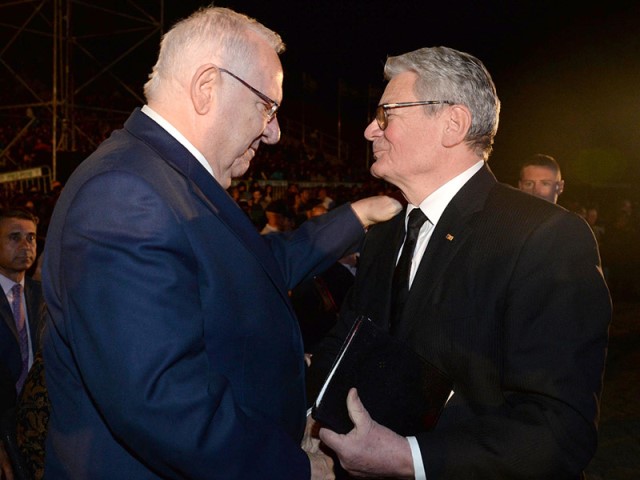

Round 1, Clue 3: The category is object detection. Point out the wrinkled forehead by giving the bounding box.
[380,71,419,103]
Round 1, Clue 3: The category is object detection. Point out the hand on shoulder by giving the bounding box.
[350,196,402,228]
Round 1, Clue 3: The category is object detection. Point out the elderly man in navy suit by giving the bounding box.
[309,46,611,479]
[42,7,400,479]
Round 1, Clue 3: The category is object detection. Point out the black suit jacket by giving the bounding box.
[0,276,46,414]
[309,165,611,479]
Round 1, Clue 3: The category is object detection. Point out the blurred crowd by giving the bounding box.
[1,114,639,303]
[1,113,368,183]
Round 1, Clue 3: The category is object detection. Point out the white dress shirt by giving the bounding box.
[401,160,484,479]
[141,105,215,179]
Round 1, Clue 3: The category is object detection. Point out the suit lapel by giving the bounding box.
[0,291,17,341]
[123,109,291,305]
[1,280,44,347]
[394,164,497,339]
[24,278,43,348]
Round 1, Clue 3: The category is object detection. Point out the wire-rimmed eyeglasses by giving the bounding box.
[375,101,453,130]
[217,67,279,121]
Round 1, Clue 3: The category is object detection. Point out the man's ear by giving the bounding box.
[191,64,218,115]
[442,105,472,148]
[557,179,565,195]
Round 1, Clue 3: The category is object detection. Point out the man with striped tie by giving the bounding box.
[0,208,45,413]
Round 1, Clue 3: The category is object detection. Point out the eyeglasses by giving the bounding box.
[217,67,279,121]
[375,101,453,130]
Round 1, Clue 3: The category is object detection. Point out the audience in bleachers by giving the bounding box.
[2,109,640,306]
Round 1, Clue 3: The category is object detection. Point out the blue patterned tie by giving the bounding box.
[11,283,29,394]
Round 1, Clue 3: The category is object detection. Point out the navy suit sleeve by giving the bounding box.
[52,171,310,479]
[262,203,364,290]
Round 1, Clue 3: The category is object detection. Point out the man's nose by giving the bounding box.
[364,119,380,141]
[262,117,281,145]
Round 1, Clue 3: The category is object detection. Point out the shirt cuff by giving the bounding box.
[407,436,427,479]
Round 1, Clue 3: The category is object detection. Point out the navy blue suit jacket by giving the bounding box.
[309,165,611,479]
[42,108,364,479]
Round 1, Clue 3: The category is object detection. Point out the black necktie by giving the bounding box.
[390,208,428,333]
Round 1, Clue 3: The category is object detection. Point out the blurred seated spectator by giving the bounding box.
[317,187,335,210]
[248,188,267,230]
[260,200,289,235]
[601,198,640,301]
[585,205,605,245]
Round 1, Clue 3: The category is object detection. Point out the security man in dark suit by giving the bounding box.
[0,207,46,479]
[0,208,45,412]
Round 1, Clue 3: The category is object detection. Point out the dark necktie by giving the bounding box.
[390,208,428,333]
[11,283,29,394]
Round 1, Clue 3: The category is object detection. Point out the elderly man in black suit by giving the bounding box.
[308,46,611,479]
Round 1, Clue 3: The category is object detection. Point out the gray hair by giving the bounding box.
[144,7,285,101]
[384,46,500,160]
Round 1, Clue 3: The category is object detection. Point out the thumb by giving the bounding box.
[318,388,365,448]
[346,387,371,428]
[319,388,372,448]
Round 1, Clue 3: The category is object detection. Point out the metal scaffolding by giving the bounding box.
[0,0,164,180]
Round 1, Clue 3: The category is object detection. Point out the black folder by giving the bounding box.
[311,316,453,436]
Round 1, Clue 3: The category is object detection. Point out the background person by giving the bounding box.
[0,208,46,480]
[0,208,45,411]
[517,153,564,203]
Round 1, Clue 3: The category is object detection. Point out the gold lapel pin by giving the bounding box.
[445,233,454,241]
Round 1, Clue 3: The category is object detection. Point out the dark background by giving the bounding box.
[174,1,640,197]
[2,0,639,204]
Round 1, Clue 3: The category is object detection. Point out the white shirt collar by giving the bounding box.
[141,105,214,178]
[0,273,24,296]
[408,160,484,225]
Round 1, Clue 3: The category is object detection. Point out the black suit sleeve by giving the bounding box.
[418,211,611,479]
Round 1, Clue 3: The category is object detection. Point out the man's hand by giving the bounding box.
[301,415,321,453]
[304,353,313,368]
[302,416,335,480]
[350,196,402,228]
[307,450,334,480]
[0,440,14,480]
[319,388,414,479]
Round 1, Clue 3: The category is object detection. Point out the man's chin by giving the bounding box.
[230,151,254,178]
[231,161,251,179]
[370,162,385,180]
[14,261,34,270]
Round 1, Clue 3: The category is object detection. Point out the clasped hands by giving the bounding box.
[302,388,414,479]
